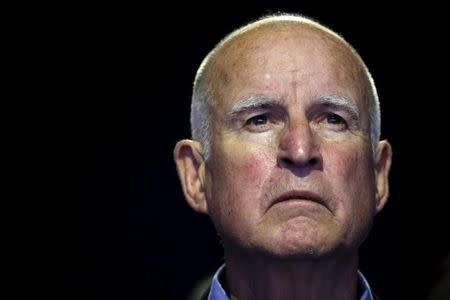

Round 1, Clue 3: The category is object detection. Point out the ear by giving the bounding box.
[374,140,392,213]
[173,139,208,214]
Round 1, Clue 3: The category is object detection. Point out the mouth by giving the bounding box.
[270,190,329,210]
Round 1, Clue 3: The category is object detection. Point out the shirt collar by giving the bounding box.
[208,264,374,300]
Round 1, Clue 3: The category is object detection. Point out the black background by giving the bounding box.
[36,2,449,299]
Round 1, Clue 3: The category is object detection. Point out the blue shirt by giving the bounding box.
[208,264,374,300]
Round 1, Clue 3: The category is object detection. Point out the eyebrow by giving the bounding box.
[316,95,360,122]
[227,94,360,122]
[228,96,281,118]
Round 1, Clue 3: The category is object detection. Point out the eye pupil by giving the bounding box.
[250,115,268,125]
[327,113,343,124]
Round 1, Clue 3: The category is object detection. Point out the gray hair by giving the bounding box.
[191,14,381,160]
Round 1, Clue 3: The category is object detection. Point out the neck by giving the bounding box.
[223,249,359,300]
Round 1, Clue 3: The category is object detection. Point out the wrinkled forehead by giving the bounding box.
[205,23,370,112]
[218,23,351,65]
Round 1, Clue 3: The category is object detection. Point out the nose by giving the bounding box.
[277,118,322,174]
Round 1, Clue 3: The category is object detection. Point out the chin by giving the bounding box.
[275,242,334,260]
[265,228,346,260]
[247,243,332,262]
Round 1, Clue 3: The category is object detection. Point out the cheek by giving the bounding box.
[327,144,373,186]
[325,145,376,209]
[240,152,272,188]
[207,145,274,239]
[329,145,377,214]
[219,144,274,190]
[324,145,376,245]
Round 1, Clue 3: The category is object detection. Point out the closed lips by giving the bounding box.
[271,190,329,211]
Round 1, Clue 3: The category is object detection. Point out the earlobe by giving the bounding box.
[173,140,208,214]
[374,140,393,213]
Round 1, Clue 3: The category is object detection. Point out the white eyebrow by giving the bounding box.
[228,94,360,122]
[317,95,360,122]
[228,96,281,117]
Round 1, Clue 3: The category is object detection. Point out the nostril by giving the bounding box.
[280,156,318,168]
[281,157,294,167]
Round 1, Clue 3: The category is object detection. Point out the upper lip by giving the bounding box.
[270,190,328,210]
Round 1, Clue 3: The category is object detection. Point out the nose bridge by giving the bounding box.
[278,113,318,164]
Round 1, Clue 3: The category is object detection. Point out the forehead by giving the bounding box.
[207,23,369,114]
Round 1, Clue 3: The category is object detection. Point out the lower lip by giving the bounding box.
[277,198,321,204]
[273,198,326,211]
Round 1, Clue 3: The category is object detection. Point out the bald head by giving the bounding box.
[191,14,380,159]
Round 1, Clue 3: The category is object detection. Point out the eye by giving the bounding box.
[244,114,274,132]
[322,112,348,130]
[326,113,346,125]
[246,114,268,126]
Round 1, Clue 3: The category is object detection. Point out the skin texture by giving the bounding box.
[174,21,392,300]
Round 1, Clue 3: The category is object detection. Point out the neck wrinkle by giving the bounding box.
[223,250,359,300]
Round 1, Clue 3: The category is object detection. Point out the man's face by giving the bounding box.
[203,28,380,259]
